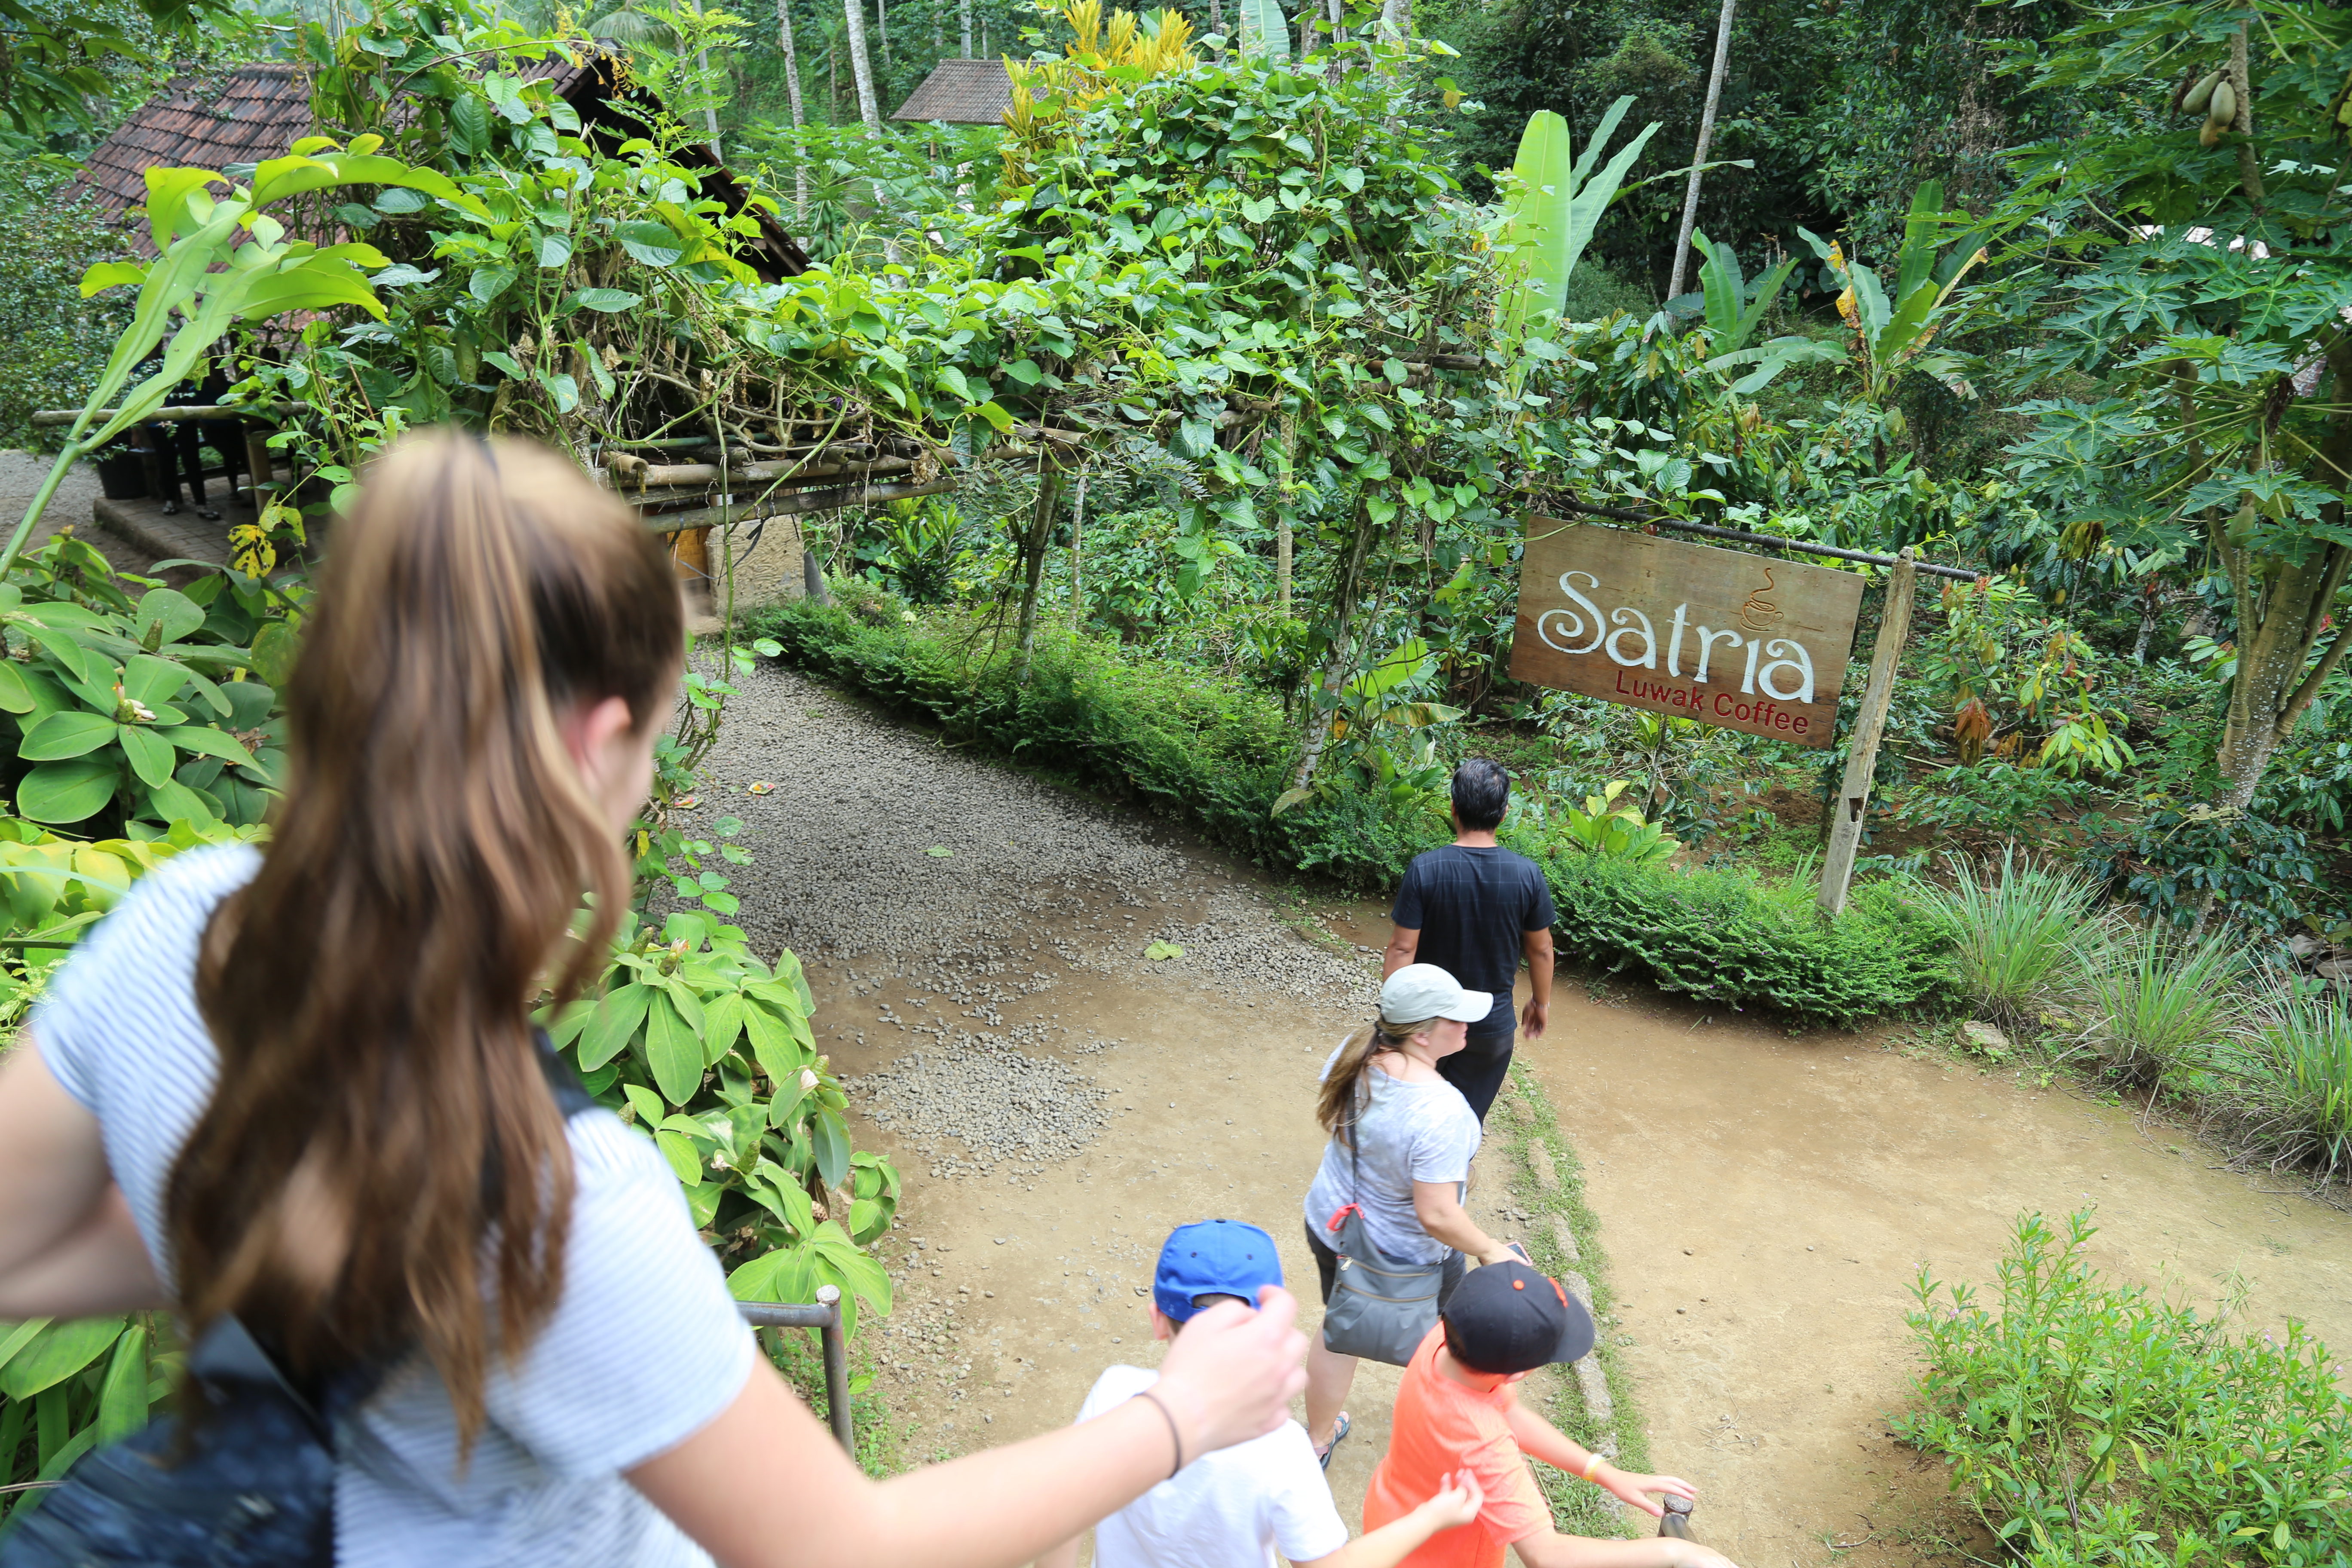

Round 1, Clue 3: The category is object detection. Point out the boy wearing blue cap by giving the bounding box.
[1035,1219,1482,1568]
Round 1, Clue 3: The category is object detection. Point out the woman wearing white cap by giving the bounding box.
[1300,963,1521,1468]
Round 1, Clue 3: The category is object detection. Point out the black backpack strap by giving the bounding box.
[533,1028,597,1118]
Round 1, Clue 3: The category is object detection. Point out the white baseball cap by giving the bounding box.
[1381,963,1493,1026]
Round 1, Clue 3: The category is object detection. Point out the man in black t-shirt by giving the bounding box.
[1381,760,1556,1121]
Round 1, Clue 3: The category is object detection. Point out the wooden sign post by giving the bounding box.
[1509,519,1865,748]
[1816,548,1916,916]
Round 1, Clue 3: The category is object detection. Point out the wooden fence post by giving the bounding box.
[1818,547,1916,917]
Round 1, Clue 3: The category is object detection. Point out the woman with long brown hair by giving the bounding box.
[0,430,1303,1566]
[1299,965,1518,1471]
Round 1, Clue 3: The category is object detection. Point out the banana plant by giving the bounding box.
[1237,0,1286,58]
[1798,180,1986,406]
[1,137,462,576]
[1688,230,1844,395]
[1496,99,1659,346]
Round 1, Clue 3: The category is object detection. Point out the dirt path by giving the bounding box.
[707,664,2352,1566]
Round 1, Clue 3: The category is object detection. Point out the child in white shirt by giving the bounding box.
[1035,1219,1479,1568]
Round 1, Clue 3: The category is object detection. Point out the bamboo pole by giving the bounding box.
[1665,0,1737,303]
[1817,548,1916,917]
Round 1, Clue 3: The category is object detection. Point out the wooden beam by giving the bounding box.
[1818,548,1917,917]
[643,476,954,531]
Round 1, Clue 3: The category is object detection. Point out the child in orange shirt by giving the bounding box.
[1363,1262,1742,1568]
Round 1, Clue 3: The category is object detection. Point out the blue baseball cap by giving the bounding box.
[1153,1219,1283,1322]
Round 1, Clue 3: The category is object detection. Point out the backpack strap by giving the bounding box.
[533,1027,597,1118]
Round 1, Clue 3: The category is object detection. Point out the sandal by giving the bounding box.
[1316,1412,1352,1471]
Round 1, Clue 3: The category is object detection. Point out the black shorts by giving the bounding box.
[1303,1220,1465,1310]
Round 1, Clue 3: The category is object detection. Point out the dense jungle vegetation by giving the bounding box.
[9,0,2352,1543]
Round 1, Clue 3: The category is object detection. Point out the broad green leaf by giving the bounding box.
[580,983,653,1071]
[132,588,205,646]
[615,220,685,267]
[18,710,116,761]
[701,992,746,1065]
[147,778,221,826]
[0,1317,52,1376]
[0,661,32,714]
[159,726,256,768]
[0,1315,124,1398]
[1238,0,1287,59]
[18,757,120,824]
[250,621,301,687]
[118,726,176,790]
[622,1082,665,1124]
[644,993,703,1105]
[119,654,190,710]
[654,1128,703,1183]
[96,1324,151,1444]
[571,288,642,312]
[811,1107,849,1191]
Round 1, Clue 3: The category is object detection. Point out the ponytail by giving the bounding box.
[168,430,682,1457]
[1314,1015,1431,1144]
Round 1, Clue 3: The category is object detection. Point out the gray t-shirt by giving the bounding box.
[32,845,754,1568]
[1301,1043,1481,1265]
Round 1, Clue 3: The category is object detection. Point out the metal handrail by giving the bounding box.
[738,1284,853,1452]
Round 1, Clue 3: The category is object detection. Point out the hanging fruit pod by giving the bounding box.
[2182,68,2224,116]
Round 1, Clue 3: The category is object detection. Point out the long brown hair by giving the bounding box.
[168,430,682,1451]
[1314,1014,1438,1145]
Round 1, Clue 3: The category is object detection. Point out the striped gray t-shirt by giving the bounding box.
[33,845,755,1568]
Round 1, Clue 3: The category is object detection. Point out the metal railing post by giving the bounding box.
[736,1289,854,1454]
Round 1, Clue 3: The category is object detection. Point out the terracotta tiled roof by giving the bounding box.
[67,64,312,251]
[64,49,808,278]
[891,57,1013,125]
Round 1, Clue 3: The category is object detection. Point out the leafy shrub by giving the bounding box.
[2228,971,2352,1180]
[0,535,289,836]
[1895,1210,2352,1568]
[748,599,1447,886]
[2079,805,2319,936]
[542,906,897,1332]
[1905,850,2100,1028]
[2070,922,2240,1090]
[1519,848,1953,1022]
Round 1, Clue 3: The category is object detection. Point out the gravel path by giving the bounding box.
[700,661,1373,1180]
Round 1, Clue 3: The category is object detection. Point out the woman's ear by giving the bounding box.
[561,695,637,780]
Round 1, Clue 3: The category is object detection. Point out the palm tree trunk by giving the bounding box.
[960,0,970,55]
[776,0,808,220]
[877,0,889,69]
[843,0,882,131]
[1066,466,1088,631]
[1665,0,1736,302]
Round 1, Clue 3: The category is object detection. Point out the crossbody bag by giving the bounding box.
[1315,1090,1448,1366]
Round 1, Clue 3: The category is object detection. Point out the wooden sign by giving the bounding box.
[1508,519,1865,748]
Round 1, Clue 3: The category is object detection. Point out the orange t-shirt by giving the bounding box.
[1362,1326,1551,1568]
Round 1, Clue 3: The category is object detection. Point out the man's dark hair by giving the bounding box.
[1452,759,1510,831]
[1442,1316,1501,1375]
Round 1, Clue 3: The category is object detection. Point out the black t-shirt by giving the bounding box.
[1390,844,1557,1037]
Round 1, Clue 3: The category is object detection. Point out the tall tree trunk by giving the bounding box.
[830,37,839,122]
[1208,0,1222,41]
[960,0,970,54]
[1276,511,1292,614]
[877,0,888,68]
[1014,467,1063,684]
[843,0,882,131]
[1067,467,1088,631]
[1378,0,1404,37]
[2229,23,2264,206]
[931,0,941,58]
[777,0,808,220]
[1665,0,1737,302]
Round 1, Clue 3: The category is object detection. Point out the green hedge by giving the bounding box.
[744,598,1447,885]
[749,598,1951,1021]
[1519,845,1954,1022]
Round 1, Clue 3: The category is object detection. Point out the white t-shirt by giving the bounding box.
[33,846,756,1568]
[1302,1043,1481,1265]
[1072,1364,1348,1568]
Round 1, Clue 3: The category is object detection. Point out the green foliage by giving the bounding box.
[0,534,286,836]
[0,176,137,453]
[542,906,897,1332]
[0,1312,171,1522]
[1495,101,1658,344]
[1894,1210,2352,1568]
[1547,779,1680,866]
[2231,972,2352,1179]
[2070,921,2241,1089]
[0,0,240,132]
[750,596,1449,885]
[1517,844,1953,1021]
[2079,807,2319,937]
[1903,850,2098,1028]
